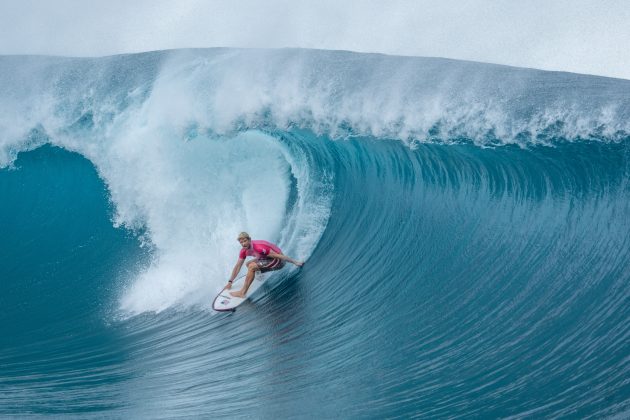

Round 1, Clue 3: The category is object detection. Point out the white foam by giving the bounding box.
[148,49,630,145]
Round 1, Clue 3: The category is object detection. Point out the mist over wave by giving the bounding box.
[1,48,629,157]
[1,48,629,417]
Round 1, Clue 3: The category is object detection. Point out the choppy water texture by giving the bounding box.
[1,49,629,418]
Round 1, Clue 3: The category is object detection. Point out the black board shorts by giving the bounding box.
[256,258,285,272]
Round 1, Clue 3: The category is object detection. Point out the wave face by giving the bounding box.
[1,49,629,418]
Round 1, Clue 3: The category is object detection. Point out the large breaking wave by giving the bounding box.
[1,48,629,417]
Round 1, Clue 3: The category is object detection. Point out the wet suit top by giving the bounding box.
[239,240,282,260]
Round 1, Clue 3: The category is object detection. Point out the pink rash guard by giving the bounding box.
[239,240,282,260]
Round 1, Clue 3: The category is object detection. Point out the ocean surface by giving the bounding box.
[1,48,629,418]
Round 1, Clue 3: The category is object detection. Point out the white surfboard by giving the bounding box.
[212,271,267,312]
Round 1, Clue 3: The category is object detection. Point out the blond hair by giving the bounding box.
[237,232,251,240]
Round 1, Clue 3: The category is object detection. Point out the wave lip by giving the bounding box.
[2,48,630,169]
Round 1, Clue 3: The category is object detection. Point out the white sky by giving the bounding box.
[1,0,629,79]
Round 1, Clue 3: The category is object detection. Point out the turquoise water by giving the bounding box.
[1,49,629,418]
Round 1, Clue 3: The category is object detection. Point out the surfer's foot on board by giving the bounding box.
[230,290,246,298]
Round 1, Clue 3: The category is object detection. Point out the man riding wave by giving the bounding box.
[225,232,304,298]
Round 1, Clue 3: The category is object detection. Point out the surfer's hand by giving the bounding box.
[225,281,233,290]
[295,261,304,267]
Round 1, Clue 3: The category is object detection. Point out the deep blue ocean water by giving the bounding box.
[1,49,629,418]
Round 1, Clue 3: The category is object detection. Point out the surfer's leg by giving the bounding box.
[242,262,259,294]
[230,261,259,297]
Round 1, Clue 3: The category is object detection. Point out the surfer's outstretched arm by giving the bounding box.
[268,251,304,267]
[225,258,245,289]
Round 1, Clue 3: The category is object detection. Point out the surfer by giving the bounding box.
[225,232,304,298]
